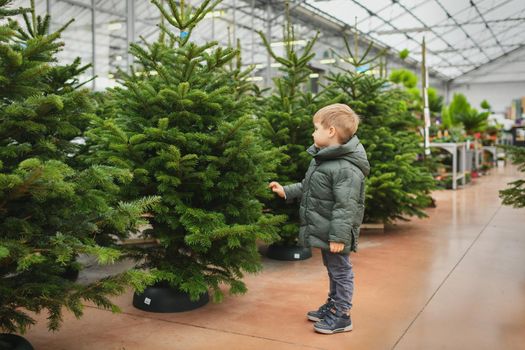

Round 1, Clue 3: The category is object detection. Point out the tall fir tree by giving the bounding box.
[323,34,435,223]
[83,0,284,302]
[0,0,157,336]
[256,7,325,246]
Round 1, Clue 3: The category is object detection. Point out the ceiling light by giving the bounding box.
[204,10,225,18]
[108,22,122,31]
[270,40,307,47]
[375,27,430,35]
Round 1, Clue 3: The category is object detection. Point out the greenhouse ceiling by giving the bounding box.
[303,0,525,80]
[8,0,525,87]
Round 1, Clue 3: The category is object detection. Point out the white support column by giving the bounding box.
[91,0,96,90]
[46,0,51,33]
[232,0,236,44]
[421,37,431,156]
[265,2,272,87]
[126,0,135,71]
[211,7,215,40]
[251,0,255,70]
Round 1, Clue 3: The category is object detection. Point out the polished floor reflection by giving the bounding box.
[26,165,525,350]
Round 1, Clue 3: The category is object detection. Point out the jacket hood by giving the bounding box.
[307,136,370,177]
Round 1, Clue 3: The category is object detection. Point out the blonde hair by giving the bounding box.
[313,103,360,143]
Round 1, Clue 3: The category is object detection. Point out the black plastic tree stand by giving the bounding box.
[0,334,34,350]
[266,243,312,261]
[132,282,209,313]
[61,264,79,281]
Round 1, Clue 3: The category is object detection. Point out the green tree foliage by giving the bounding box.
[83,0,284,302]
[0,0,157,334]
[441,104,453,130]
[256,6,324,245]
[389,69,443,127]
[427,87,444,115]
[500,146,525,208]
[324,35,435,223]
[406,86,443,117]
[399,48,409,60]
[448,93,471,123]
[480,99,491,111]
[389,68,417,89]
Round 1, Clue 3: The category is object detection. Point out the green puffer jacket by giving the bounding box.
[283,136,370,254]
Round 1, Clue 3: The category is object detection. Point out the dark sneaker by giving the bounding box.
[306,299,334,322]
[313,309,353,334]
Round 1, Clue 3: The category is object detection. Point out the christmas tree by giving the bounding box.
[500,146,525,208]
[0,0,156,336]
[323,34,435,223]
[83,0,283,303]
[256,7,324,246]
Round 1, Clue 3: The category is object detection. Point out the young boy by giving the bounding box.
[269,103,369,334]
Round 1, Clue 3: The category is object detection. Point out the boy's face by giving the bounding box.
[312,122,336,148]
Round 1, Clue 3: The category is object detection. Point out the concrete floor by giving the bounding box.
[25,165,525,350]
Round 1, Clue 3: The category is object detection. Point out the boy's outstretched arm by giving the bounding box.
[269,181,286,198]
[269,180,304,202]
[283,180,304,203]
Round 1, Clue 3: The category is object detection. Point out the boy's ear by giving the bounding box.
[329,126,337,138]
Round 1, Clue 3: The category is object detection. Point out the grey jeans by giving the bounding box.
[321,249,354,314]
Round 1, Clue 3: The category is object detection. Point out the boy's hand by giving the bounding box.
[268,181,285,198]
[329,242,345,253]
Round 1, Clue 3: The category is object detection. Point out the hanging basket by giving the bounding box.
[132,283,209,313]
[0,334,34,350]
[266,243,312,261]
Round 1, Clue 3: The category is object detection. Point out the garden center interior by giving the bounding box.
[1,0,524,349]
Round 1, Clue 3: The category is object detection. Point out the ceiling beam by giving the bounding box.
[468,0,505,55]
[394,0,477,71]
[371,17,525,33]
[450,44,525,82]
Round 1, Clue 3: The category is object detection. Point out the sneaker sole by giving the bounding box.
[307,315,321,322]
[314,324,353,334]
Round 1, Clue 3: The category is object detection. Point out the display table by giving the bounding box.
[473,142,483,170]
[482,146,498,167]
[429,142,467,190]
